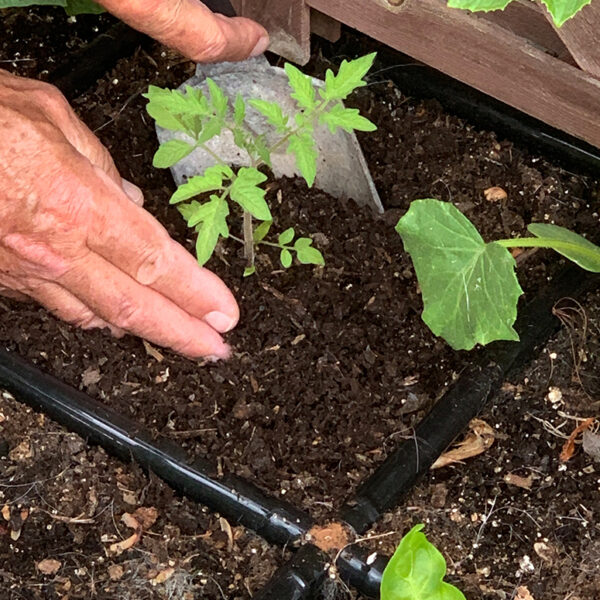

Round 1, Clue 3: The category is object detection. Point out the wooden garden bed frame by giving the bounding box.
[232,0,600,150]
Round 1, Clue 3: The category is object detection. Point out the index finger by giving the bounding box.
[87,167,239,334]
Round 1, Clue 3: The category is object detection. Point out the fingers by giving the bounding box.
[28,281,125,337]
[89,167,239,331]
[97,0,269,62]
[57,251,231,359]
[121,179,145,206]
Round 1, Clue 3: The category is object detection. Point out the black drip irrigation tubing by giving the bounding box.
[3,17,599,600]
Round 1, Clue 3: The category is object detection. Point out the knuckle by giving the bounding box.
[135,241,171,286]
[112,296,142,330]
[193,29,229,62]
[32,83,70,115]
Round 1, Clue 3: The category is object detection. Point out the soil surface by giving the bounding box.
[1,7,599,599]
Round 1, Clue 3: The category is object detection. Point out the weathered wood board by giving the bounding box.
[303,0,600,148]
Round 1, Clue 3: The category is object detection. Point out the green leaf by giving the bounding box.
[253,220,272,242]
[278,227,295,246]
[243,265,256,277]
[234,94,246,126]
[294,238,324,265]
[170,165,233,204]
[396,199,522,350]
[197,117,224,145]
[153,139,195,168]
[65,0,104,14]
[178,195,229,266]
[280,249,293,269]
[320,104,377,134]
[540,0,593,26]
[206,78,228,117]
[381,524,466,600]
[254,135,272,168]
[446,0,512,12]
[527,224,600,272]
[230,167,271,221]
[284,63,317,111]
[288,132,318,187]
[322,53,376,101]
[249,99,289,133]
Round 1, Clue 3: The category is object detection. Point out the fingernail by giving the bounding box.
[250,35,269,58]
[204,311,238,333]
[121,179,144,206]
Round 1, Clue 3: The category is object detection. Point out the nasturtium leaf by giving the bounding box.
[230,167,271,221]
[278,227,295,246]
[280,249,293,269]
[178,195,229,266]
[284,63,317,111]
[527,223,600,272]
[396,199,522,350]
[249,99,289,133]
[446,0,512,12]
[321,52,376,101]
[153,140,195,168]
[234,94,246,126]
[65,0,103,14]
[170,165,232,204]
[320,104,377,134]
[381,524,466,600]
[294,238,324,265]
[253,220,272,243]
[206,78,228,117]
[288,132,318,188]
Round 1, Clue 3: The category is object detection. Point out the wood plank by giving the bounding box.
[231,0,311,64]
[311,8,342,42]
[305,0,600,148]
[547,3,600,78]
[480,0,574,64]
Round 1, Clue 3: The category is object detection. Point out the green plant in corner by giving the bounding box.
[381,524,465,600]
[396,198,600,351]
[144,54,377,276]
[447,0,594,27]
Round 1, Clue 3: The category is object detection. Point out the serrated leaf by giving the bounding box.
[170,165,232,204]
[206,78,228,117]
[320,104,377,134]
[280,249,293,268]
[381,524,466,600]
[197,117,224,145]
[234,94,246,126]
[288,132,318,187]
[153,139,195,168]
[181,195,229,266]
[229,167,271,221]
[322,53,376,101]
[253,220,272,242]
[249,99,289,133]
[540,0,593,26]
[254,135,272,168]
[278,228,295,245]
[284,63,317,111]
[396,199,522,350]
[527,223,600,272]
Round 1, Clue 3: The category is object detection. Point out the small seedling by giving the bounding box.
[145,54,377,275]
[381,524,465,600]
[396,198,600,350]
[447,0,593,27]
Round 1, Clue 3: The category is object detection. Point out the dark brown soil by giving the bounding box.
[1,7,599,599]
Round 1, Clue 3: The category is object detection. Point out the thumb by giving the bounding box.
[98,0,269,63]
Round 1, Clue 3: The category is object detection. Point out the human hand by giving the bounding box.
[97,0,269,63]
[0,71,238,359]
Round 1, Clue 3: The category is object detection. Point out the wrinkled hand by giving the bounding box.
[0,71,238,359]
[98,0,269,63]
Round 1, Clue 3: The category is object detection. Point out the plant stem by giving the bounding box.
[243,211,254,267]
